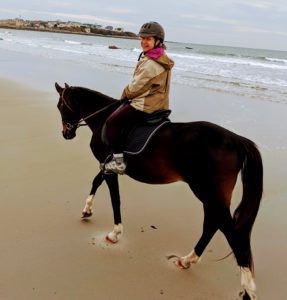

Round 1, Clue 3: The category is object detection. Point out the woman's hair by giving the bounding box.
[156,40,167,50]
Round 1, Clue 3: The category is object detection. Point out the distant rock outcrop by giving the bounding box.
[108,45,120,49]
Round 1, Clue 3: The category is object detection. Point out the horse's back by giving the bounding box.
[125,120,249,184]
[154,120,247,151]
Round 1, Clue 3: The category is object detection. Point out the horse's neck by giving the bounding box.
[73,87,118,127]
[73,87,114,112]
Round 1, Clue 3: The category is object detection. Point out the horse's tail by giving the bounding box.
[233,138,263,273]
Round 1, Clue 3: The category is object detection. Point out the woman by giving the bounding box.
[104,21,174,174]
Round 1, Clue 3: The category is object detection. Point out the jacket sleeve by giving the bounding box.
[121,60,164,100]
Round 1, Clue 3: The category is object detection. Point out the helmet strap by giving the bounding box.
[138,51,144,61]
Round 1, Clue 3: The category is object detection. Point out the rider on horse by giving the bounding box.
[104,21,174,174]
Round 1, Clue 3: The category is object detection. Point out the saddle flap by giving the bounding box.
[124,120,170,155]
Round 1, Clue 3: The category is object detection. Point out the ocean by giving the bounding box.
[1,28,287,104]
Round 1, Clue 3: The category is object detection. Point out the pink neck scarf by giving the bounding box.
[145,47,164,59]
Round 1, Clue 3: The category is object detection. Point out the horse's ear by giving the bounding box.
[64,83,70,88]
[55,82,63,94]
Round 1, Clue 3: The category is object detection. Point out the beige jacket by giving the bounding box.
[121,53,174,113]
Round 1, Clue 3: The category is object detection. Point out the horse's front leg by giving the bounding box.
[82,171,104,218]
[104,173,123,243]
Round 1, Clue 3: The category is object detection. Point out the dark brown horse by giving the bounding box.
[55,82,262,299]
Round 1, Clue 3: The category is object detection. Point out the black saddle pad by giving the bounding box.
[124,120,170,155]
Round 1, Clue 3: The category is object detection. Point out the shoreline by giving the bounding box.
[0,43,286,151]
[1,27,286,107]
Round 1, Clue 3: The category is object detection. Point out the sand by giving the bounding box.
[0,77,287,300]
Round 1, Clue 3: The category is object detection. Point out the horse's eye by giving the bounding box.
[58,100,64,110]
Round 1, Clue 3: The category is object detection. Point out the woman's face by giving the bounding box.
[140,36,157,52]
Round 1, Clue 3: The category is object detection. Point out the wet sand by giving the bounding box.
[0,78,286,300]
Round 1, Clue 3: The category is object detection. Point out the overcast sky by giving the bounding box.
[1,0,287,51]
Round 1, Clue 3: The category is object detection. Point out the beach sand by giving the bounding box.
[0,77,287,300]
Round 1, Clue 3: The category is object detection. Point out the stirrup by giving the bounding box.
[102,153,126,175]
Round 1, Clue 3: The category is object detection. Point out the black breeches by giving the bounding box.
[105,103,145,152]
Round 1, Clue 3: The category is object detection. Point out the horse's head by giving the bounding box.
[55,82,81,140]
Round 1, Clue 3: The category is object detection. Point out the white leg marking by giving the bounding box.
[240,267,257,299]
[167,249,200,269]
[178,249,201,269]
[106,224,123,243]
[82,194,94,217]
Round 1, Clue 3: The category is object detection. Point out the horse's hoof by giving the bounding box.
[82,211,93,218]
[175,259,190,269]
[105,235,118,244]
[238,289,256,300]
[166,255,190,269]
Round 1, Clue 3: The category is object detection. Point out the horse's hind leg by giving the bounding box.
[170,202,219,269]
[218,208,257,299]
[172,200,256,299]
[82,171,104,218]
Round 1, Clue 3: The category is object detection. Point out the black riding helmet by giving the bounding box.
[138,22,165,42]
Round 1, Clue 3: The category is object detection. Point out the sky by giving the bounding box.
[0,0,287,51]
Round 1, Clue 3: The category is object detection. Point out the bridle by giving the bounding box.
[60,87,85,132]
[60,87,120,132]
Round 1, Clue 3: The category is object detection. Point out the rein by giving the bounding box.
[61,87,120,130]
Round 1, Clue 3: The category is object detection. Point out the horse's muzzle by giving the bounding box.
[62,128,76,140]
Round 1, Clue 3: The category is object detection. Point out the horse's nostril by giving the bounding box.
[63,130,76,140]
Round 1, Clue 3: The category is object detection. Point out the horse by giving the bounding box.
[55,82,263,299]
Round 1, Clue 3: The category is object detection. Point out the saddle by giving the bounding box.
[143,109,171,125]
[102,109,171,155]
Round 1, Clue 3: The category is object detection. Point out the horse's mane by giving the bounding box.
[71,86,117,103]
[64,86,121,123]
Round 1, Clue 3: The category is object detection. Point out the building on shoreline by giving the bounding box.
[0,18,137,38]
